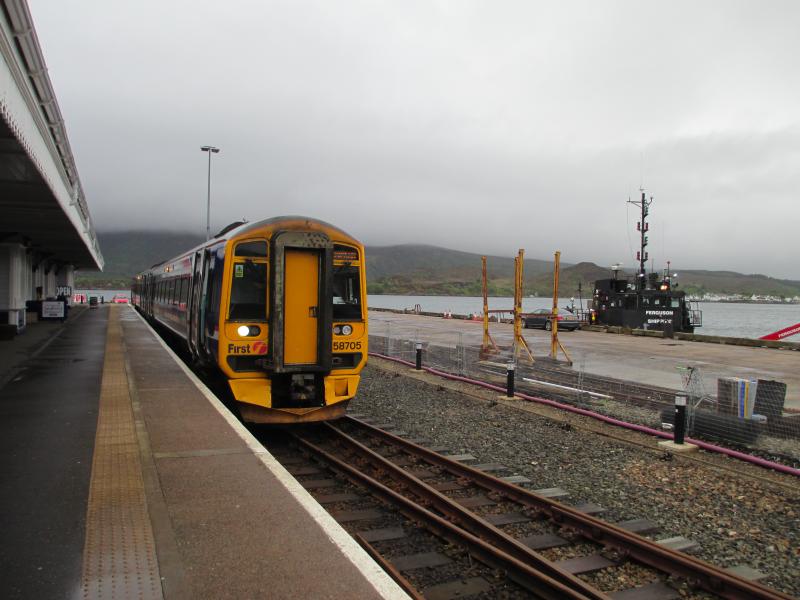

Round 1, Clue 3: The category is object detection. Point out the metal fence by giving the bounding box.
[368,317,800,464]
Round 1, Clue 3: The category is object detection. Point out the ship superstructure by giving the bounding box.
[591,191,702,333]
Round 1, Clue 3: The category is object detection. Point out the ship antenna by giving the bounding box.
[640,151,644,190]
[627,189,652,291]
[626,195,635,265]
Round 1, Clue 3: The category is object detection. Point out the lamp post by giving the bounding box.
[201,145,220,241]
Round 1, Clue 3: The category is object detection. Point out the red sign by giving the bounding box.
[760,322,800,341]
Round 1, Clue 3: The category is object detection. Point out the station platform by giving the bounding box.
[0,305,406,599]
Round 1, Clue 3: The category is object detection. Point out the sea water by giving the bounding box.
[367,294,799,341]
[76,289,798,341]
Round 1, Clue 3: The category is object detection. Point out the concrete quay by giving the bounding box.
[368,310,800,411]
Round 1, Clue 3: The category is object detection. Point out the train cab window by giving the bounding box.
[229,241,268,321]
[235,241,267,258]
[333,265,361,319]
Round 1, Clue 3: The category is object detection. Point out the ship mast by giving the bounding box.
[627,190,652,291]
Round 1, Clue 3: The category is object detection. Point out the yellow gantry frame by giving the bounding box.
[481,256,498,356]
[550,250,572,365]
[513,249,534,363]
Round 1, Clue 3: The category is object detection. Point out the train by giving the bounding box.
[131,216,368,424]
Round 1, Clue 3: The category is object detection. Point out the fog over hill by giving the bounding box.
[77,231,800,298]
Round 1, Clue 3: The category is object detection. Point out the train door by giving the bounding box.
[270,231,332,373]
[284,249,320,365]
[189,249,207,359]
[146,273,154,314]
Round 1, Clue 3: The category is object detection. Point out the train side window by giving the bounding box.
[333,265,361,319]
[229,260,267,320]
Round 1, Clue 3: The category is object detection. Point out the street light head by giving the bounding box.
[201,145,220,153]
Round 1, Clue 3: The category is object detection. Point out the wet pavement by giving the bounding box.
[0,306,405,599]
[0,307,107,599]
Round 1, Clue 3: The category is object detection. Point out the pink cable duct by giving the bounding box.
[369,352,800,478]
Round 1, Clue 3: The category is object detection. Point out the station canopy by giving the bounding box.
[0,91,100,270]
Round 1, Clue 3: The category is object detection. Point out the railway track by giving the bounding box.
[263,416,792,600]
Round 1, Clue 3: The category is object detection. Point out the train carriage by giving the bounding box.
[131,216,367,423]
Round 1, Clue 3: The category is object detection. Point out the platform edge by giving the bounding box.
[129,307,410,600]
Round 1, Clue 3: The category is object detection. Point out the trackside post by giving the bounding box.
[506,362,515,397]
[674,393,687,445]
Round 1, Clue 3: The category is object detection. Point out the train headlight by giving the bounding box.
[333,325,342,335]
[341,324,353,336]
[237,325,261,337]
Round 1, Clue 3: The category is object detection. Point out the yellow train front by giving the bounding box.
[132,216,368,424]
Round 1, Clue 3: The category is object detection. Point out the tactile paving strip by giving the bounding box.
[80,307,163,599]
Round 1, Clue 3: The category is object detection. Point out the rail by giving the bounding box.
[336,416,793,600]
[290,427,598,599]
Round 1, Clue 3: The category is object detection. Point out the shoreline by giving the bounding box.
[368,306,800,352]
[367,293,798,305]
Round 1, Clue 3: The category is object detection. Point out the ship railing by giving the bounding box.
[688,302,703,327]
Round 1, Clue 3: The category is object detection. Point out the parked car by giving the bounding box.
[111,294,129,304]
[523,308,581,331]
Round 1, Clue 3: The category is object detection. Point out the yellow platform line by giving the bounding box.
[80,307,163,599]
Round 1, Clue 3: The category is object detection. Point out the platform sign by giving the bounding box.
[42,301,65,319]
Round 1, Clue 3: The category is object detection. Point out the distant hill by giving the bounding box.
[76,231,800,299]
[77,231,204,288]
[367,248,800,298]
[365,245,558,296]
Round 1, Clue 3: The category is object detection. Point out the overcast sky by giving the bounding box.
[30,1,800,279]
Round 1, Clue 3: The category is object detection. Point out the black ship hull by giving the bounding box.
[591,278,700,334]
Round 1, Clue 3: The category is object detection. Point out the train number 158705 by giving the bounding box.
[333,340,362,351]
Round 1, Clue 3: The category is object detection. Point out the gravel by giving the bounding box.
[349,360,800,597]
